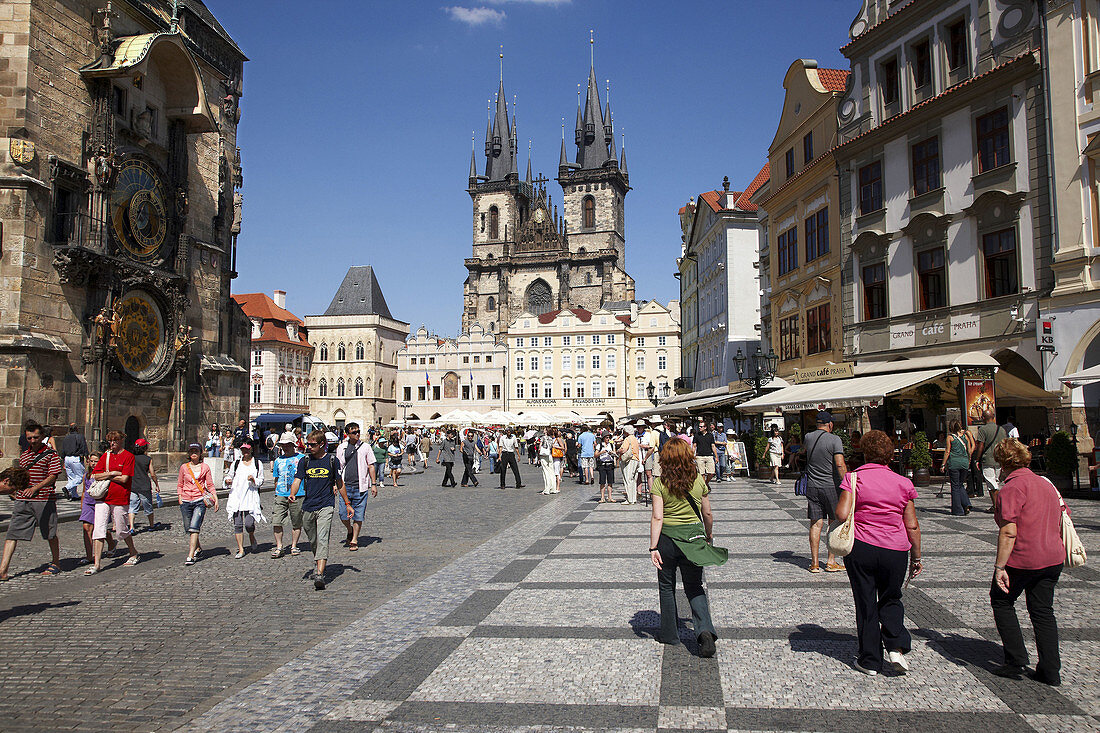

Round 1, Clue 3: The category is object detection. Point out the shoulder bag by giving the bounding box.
[1046,479,1087,567]
[794,434,823,497]
[87,451,113,499]
[827,471,858,557]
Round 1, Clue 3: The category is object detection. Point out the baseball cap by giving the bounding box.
[133,438,148,448]
[816,410,834,424]
[240,443,252,450]
[187,443,202,453]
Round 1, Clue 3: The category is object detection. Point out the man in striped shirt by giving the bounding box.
[0,420,63,579]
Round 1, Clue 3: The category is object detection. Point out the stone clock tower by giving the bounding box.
[462,57,635,335]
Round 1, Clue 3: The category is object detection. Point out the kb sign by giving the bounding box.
[1037,318,1055,352]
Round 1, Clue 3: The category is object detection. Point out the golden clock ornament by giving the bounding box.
[113,290,169,383]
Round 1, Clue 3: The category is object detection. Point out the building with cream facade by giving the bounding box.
[396,325,507,420]
[305,267,408,432]
[506,301,681,422]
[233,290,312,424]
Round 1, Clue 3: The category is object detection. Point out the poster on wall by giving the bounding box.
[729,442,748,474]
[963,378,996,427]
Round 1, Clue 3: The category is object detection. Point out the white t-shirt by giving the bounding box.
[500,435,519,452]
[768,436,784,456]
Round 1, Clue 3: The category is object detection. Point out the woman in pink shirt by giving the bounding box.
[835,430,923,676]
[177,443,218,566]
[989,438,1066,686]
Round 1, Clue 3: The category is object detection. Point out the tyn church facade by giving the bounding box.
[462,60,635,335]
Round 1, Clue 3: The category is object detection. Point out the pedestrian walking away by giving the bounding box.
[619,425,641,504]
[942,420,974,515]
[270,432,305,558]
[0,420,64,580]
[178,443,217,565]
[498,428,523,489]
[58,423,88,501]
[460,430,480,487]
[336,422,378,551]
[577,425,596,485]
[127,438,161,534]
[289,429,353,590]
[989,438,1066,686]
[224,443,266,558]
[85,430,140,574]
[649,437,726,656]
[802,411,848,573]
[436,429,458,487]
[973,409,1007,505]
[835,430,922,676]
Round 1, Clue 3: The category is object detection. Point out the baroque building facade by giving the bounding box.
[396,325,507,420]
[461,58,634,335]
[305,266,409,431]
[233,290,312,424]
[0,0,249,458]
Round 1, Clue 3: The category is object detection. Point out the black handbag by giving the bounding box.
[794,434,823,497]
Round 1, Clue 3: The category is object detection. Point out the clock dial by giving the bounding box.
[534,207,545,223]
[110,158,169,261]
[113,290,169,382]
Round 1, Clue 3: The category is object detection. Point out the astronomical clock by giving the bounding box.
[109,156,170,264]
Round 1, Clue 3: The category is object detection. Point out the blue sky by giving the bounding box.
[210,0,854,333]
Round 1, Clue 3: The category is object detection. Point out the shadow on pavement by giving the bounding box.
[0,600,80,622]
[772,550,812,570]
[629,609,660,639]
[788,623,857,665]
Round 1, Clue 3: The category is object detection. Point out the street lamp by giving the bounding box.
[646,380,670,407]
[733,345,779,396]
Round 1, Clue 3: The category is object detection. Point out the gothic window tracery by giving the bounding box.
[337,343,346,360]
[319,343,328,361]
[337,377,346,397]
[525,279,553,316]
[355,341,364,360]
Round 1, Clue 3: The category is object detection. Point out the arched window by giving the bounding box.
[489,206,499,240]
[337,343,346,360]
[486,296,496,311]
[355,377,364,396]
[586,272,593,284]
[319,343,328,361]
[355,341,364,360]
[525,279,553,316]
[337,377,346,397]
[318,378,328,397]
[582,196,595,229]
[390,380,396,398]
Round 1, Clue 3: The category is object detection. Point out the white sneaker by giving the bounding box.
[888,650,909,674]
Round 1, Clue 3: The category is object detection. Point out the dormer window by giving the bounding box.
[251,320,261,338]
[286,323,296,340]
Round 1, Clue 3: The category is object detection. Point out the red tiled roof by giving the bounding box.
[616,314,631,324]
[233,293,303,326]
[257,322,312,348]
[537,307,592,324]
[735,163,770,211]
[816,68,850,93]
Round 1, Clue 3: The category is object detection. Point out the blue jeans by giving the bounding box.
[715,450,726,480]
[64,456,85,496]
[180,500,207,534]
[488,454,497,473]
[339,486,369,522]
[948,468,972,515]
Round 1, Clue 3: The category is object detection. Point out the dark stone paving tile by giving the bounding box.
[544,522,579,536]
[660,640,723,707]
[436,589,512,626]
[723,708,1034,732]
[902,587,968,629]
[352,636,464,701]
[522,538,564,556]
[519,581,653,590]
[489,558,541,583]
[387,701,658,728]
[564,511,591,522]
[471,624,643,639]
[307,721,380,733]
[970,626,1100,642]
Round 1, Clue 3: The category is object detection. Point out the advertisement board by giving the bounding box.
[963,378,996,427]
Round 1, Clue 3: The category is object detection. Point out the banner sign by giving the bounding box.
[963,378,996,427]
[793,363,855,384]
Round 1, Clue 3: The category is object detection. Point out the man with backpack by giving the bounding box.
[0,420,63,579]
[288,429,353,590]
[802,411,848,574]
[972,409,1006,506]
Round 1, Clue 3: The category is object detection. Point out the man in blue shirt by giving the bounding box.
[577,425,596,485]
[270,432,304,558]
[289,429,352,590]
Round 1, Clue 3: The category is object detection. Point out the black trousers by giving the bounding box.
[845,539,910,672]
[441,461,456,487]
[460,453,478,486]
[499,451,522,487]
[991,563,1062,682]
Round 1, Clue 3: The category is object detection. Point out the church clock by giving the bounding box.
[113,289,171,384]
[109,157,169,262]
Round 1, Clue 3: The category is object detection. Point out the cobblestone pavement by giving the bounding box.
[1,468,1098,732]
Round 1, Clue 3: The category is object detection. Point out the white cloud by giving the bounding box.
[484,0,571,4]
[444,6,507,25]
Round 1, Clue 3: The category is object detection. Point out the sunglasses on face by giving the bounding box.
[306,441,322,447]
[348,429,360,434]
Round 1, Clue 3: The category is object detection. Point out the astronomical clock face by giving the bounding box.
[110,157,169,262]
[114,290,169,383]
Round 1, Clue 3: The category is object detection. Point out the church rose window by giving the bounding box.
[525,279,553,315]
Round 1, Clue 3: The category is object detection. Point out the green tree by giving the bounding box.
[909,431,932,470]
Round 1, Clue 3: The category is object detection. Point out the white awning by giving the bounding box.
[1060,364,1100,387]
[737,368,951,413]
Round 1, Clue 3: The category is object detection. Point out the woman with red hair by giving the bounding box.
[649,437,727,657]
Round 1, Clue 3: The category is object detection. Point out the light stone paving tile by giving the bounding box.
[657,705,727,729]
[718,638,1010,712]
[481,588,655,629]
[708,587,857,630]
[422,625,475,637]
[480,582,521,592]
[921,586,1099,629]
[1044,640,1100,716]
[1021,713,1100,733]
[406,637,662,705]
[551,537,650,555]
[323,700,402,721]
[524,557,735,584]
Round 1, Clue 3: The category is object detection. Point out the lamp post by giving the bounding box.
[733,346,779,396]
[398,401,411,422]
[1071,422,1081,492]
[646,380,670,407]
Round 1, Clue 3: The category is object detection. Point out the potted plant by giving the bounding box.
[909,431,932,487]
[1046,431,1076,491]
[753,431,771,480]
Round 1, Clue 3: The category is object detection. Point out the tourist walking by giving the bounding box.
[714,425,727,482]
[270,432,305,558]
[694,421,717,485]
[596,433,618,503]
[79,449,113,565]
[288,429,353,590]
[649,437,726,656]
[767,424,784,485]
[487,433,498,474]
[538,429,556,495]
[436,428,458,487]
[386,433,404,487]
[127,438,161,533]
[577,425,596,484]
[59,423,88,501]
[973,409,1006,503]
[86,430,139,574]
[224,443,265,558]
[0,421,63,580]
[619,425,641,504]
[989,438,1066,686]
[550,427,566,492]
[941,420,974,515]
[498,428,523,489]
[802,411,848,573]
[420,431,431,470]
[335,422,377,551]
[178,443,216,565]
[460,430,480,487]
[835,430,922,676]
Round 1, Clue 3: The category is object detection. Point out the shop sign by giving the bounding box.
[1037,318,1055,352]
[963,378,996,427]
[890,324,915,349]
[951,315,980,342]
[793,363,855,384]
[527,399,558,406]
[571,398,606,406]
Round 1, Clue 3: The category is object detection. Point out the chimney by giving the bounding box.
[273,290,286,309]
[630,301,639,322]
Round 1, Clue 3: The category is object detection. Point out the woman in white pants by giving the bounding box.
[618,426,641,504]
[538,430,556,495]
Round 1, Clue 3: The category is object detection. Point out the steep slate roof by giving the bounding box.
[816,68,850,92]
[323,266,394,319]
[180,0,244,55]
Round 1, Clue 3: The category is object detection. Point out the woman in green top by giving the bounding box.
[649,437,724,657]
[940,420,974,516]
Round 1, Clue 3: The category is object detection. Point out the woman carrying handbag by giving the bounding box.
[834,430,922,676]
